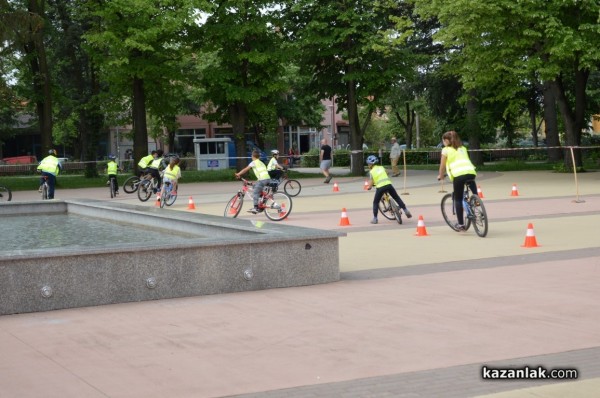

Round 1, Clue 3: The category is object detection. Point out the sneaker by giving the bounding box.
[115,191,119,195]
[454,223,466,231]
[247,207,259,214]
[106,181,110,186]
[38,186,43,193]
[403,209,412,218]
[370,218,378,224]
[324,175,332,183]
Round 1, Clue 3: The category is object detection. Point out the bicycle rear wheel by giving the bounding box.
[389,199,403,224]
[42,183,48,200]
[469,195,488,237]
[110,179,115,198]
[378,196,395,220]
[137,180,153,202]
[441,193,472,231]
[0,186,12,201]
[283,179,301,197]
[159,187,167,208]
[224,194,244,218]
[264,192,292,221]
[123,176,140,193]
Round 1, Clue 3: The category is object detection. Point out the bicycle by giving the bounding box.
[275,169,301,197]
[159,181,177,208]
[224,178,292,221]
[137,174,160,202]
[440,179,488,237]
[378,192,403,224]
[123,174,144,194]
[0,185,12,201]
[108,177,118,198]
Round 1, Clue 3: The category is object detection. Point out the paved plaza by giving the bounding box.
[1,168,599,397]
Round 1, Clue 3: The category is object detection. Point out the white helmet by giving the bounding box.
[271,149,279,155]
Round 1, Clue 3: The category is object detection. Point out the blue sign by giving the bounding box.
[207,160,219,168]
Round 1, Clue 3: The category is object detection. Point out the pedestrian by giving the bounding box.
[389,137,402,177]
[235,150,272,214]
[366,155,412,224]
[437,130,477,231]
[320,138,333,183]
[37,149,63,199]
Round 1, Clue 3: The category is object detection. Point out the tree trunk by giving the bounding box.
[542,80,561,162]
[230,103,248,170]
[133,77,148,174]
[465,89,483,166]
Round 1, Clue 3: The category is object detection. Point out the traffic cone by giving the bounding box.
[363,180,369,191]
[522,223,540,248]
[154,192,161,207]
[477,185,484,198]
[414,215,429,236]
[333,182,340,192]
[339,208,351,226]
[187,196,196,210]
[280,202,288,219]
[511,183,519,197]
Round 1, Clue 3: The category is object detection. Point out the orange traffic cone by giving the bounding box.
[363,180,369,191]
[154,192,161,207]
[339,208,351,226]
[522,223,540,248]
[477,185,485,198]
[511,183,519,197]
[280,202,288,219]
[187,196,196,210]
[333,182,340,192]
[414,215,429,236]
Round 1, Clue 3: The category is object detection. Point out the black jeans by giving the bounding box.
[373,184,406,218]
[452,174,477,225]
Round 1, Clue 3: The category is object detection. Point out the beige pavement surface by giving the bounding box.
[1,169,600,397]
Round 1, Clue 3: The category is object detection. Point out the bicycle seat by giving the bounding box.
[268,180,279,188]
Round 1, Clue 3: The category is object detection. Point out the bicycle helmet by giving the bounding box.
[49,149,57,156]
[366,155,378,165]
[108,154,116,160]
[271,149,279,155]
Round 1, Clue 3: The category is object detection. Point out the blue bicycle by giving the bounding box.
[159,181,177,208]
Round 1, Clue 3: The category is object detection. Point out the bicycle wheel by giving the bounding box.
[137,180,153,202]
[109,179,115,198]
[159,186,167,208]
[0,186,12,201]
[123,176,140,194]
[469,195,488,237]
[224,193,244,218]
[283,179,302,197]
[389,199,403,224]
[42,183,49,200]
[378,195,395,220]
[264,192,292,221]
[440,193,460,231]
[165,190,177,206]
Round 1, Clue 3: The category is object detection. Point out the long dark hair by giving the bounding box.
[442,130,463,149]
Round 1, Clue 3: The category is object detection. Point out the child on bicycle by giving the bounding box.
[437,130,477,231]
[235,150,271,214]
[161,156,181,193]
[366,155,412,224]
[267,149,284,181]
[106,154,120,195]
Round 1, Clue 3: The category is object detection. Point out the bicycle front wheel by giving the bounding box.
[137,180,153,202]
[283,179,302,197]
[378,196,395,220]
[0,186,12,201]
[159,187,167,208]
[224,194,244,218]
[390,199,402,224]
[165,191,177,206]
[264,192,292,221]
[123,176,140,193]
[469,195,488,237]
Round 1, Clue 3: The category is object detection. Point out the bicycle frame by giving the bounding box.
[224,178,292,221]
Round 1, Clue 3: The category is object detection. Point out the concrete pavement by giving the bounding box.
[1,168,599,397]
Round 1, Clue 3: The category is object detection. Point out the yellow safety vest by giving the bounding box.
[267,157,279,171]
[149,157,163,169]
[107,161,118,175]
[370,165,392,188]
[252,159,270,181]
[443,146,476,181]
[163,165,180,180]
[137,154,154,168]
[37,155,60,176]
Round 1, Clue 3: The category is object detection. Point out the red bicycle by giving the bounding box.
[224,178,292,221]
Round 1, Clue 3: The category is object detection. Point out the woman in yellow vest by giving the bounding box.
[162,156,182,192]
[37,149,63,199]
[366,155,412,224]
[437,130,477,231]
[235,150,271,214]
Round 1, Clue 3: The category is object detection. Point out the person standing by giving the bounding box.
[37,149,63,199]
[389,137,402,177]
[366,155,411,224]
[320,138,332,183]
[437,130,477,231]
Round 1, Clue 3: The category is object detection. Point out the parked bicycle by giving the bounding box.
[159,180,177,208]
[137,175,160,202]
[440,179,488,237]
[224,178,292,221]
[378,192,403,224]
[276,169,301,197]
[0,185,12,201]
